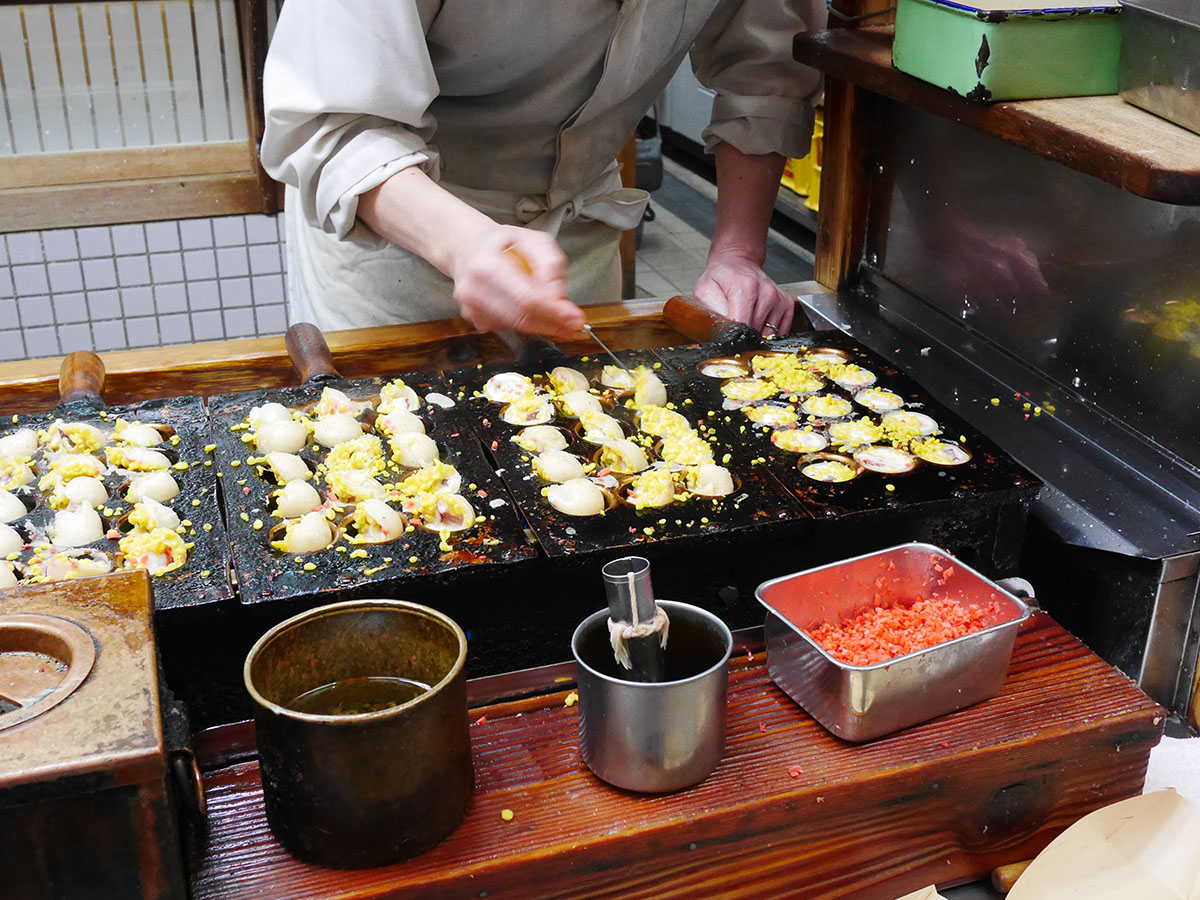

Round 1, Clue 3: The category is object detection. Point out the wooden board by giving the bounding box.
[0,172,269,234]
[0,288,832,416]
[794,27,1200,206]
[191,614,1163,900]
[0,299,682,415]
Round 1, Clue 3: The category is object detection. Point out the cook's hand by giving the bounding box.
[693,252,794,335]
[449,225,585,339]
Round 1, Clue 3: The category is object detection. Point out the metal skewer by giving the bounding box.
[581,324,627,372]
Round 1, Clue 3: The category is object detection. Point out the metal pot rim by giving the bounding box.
[243,598,468,724]
[571,599,732,689]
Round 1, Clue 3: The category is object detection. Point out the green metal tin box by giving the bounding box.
[893,0,1123,101]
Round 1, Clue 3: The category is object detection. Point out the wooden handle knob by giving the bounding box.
[662,295,763,348]
[58,351,106,406]
[991,859,1033,893]
[284,322,339,384]
[663,295,730,343]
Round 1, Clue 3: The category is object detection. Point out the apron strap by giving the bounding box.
[446,164,649,236]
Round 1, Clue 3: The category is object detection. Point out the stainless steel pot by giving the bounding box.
[756,543,1031,742]
[571,600,731,793]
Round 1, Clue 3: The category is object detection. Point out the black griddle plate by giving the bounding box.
[208,370,535,606]
[652,335,1041,520]
[442,350,805,558]
[0,396,233,611]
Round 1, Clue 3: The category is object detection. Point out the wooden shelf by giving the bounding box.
[794,27,1200,206]
[0,143,273,234]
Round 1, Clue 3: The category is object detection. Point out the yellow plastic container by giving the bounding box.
[781,156,810,197]
[805,108,824,213]
[780,108,824,212]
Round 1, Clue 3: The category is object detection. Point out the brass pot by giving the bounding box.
[244,599,473,869]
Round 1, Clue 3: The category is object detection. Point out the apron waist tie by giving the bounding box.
[446,166,649,236]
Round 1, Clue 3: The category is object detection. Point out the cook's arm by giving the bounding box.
[357,170,583,338]
[700,145,792,333]
[261,0,578,337]
[689,0,827,333]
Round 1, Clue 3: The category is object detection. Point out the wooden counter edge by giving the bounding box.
[0,284,832,412]
[0,299,662,392]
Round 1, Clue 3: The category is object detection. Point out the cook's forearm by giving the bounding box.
[709,144,786,264]
[357,168,493,278]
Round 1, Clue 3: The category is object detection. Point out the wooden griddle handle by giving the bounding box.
[991,859,1033,893]
[58,351,106,406]
[662,295,761,348]
[285,322,340,384]
[662,294,731,343]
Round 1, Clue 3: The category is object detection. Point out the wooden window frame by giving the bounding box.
[0,0,278,233]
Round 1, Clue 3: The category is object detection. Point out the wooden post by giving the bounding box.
[810,0,886,290]
[237,0,280,215]
[813,76,874,290]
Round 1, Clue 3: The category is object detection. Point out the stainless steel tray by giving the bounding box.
[1119,0,1200,136]
[755,542,1030,742]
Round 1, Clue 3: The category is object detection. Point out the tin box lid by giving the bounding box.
[927,0,1120,14]
[0,571,165,805]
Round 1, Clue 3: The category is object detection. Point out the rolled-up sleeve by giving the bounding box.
[690,0,827,158]
[261,0,442,243]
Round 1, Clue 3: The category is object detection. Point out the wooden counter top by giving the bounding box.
[191,614,1163,900]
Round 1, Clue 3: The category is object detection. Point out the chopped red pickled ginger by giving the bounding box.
[806,596,1000,666]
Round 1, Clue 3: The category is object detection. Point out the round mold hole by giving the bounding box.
[0,614,96,731]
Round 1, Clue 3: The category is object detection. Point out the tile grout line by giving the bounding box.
[3,234,28,360]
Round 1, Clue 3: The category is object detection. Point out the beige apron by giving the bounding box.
[285,164,649,330]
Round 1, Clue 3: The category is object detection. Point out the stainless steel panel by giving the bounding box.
[1120,0,1200,136]
[798,284,1200,561]
[1141,551,1200,709]
[868,105,1200,473]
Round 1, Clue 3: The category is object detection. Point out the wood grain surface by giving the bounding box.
[0,143,255,190]
[793,27,1200,206]
[192,614,1163,900]
[815,77,876,290]
[0,291,825,414]
[0,172,267,235]
[0,298,678,414]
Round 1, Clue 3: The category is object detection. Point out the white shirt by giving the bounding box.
[262,0,825,328]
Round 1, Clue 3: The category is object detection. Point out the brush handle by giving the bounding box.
[58,351,106,407]
[285,322,340,384]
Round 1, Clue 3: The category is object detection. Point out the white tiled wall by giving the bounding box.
[0,214,289,362]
